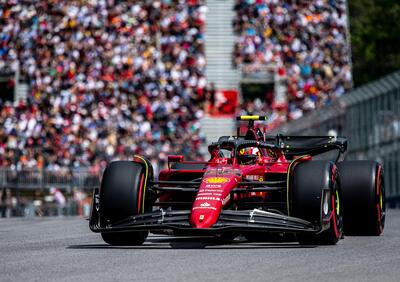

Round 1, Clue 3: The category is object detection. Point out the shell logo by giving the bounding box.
[205,177,229,184]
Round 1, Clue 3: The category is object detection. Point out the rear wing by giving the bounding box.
[235,116,347,160]
[265,135,347,158]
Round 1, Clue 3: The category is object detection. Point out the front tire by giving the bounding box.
[291,161,343,245]
[99,160,153,245]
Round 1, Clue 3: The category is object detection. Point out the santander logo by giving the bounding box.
[200,202,211,207]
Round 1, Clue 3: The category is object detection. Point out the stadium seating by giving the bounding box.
[0,0,207,171]
[233,0,352,122]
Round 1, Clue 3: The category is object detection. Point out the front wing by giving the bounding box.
[89,188,333,235]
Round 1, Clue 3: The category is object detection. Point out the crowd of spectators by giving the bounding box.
[0,0,209,172]
[233,0,352,122]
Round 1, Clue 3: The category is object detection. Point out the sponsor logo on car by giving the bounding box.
[193,206,217,211]
[205,184,223,188]
[200,202,211,207]
[245,175,262,181]
[202,189,223,193]
[222,194,230,205]
[205,177,229,184]
[196,192,214,196]
[196,196,221,201]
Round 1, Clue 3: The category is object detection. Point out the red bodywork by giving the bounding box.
[157,121,312,229]
[89,116,348,239]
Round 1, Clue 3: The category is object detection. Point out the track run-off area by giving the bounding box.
[1,210,400,282]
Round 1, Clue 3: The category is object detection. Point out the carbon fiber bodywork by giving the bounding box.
[89,188,333,235]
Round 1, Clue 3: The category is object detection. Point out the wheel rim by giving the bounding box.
[376,167,385,234]
[335,190,340,216]
[332,177,343,239]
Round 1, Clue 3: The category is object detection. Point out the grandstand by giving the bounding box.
[0,0,207,173]
[233,0,352,121]
[0,0,353,169]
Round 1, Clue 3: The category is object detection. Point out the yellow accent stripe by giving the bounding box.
[239,115,260,120]
[336,190,340,215]
[378,167,383,209]
[135,155,149,214]
[286,156,308,216]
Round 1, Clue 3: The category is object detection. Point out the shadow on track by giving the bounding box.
[68,236,316,250]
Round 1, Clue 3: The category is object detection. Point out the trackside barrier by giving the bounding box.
[274,71,400,207]
[0,168,100,191]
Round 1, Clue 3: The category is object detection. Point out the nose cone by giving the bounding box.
[190,208,220,228]
[190,175,237,228]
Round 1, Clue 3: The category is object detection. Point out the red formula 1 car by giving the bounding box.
[90,116,385,245]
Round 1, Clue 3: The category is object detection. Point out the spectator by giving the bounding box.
[0,0,207,172]
[0,188,6,217]
[233,0,352,125]
[1,189,14,217]
[73,188,87,217]
[50,187,66,216]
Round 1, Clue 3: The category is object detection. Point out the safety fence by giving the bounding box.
[275,71,400,206]
[0,168,100,191]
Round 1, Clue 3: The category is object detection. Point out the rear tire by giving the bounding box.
[291,161,343,245]
[99,160,153,246]
[337,161,385,235]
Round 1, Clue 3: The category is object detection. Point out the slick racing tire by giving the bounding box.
[100,160,153,246]
[337,161,385,235]
[291,161,343,245]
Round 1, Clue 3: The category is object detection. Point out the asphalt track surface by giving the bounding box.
[1,210,400,282]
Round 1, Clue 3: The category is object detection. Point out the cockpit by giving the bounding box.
[208,137,275,165]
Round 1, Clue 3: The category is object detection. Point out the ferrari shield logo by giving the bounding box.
[206,177,229,184]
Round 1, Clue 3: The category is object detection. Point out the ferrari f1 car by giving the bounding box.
[89,116,385,245]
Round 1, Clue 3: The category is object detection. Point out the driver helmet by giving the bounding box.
[239,147,259,156]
